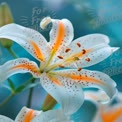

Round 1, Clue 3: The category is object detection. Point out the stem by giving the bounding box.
[0,77,35,108]
[26,77,35,107]
[7,47,18,58]
[27,87,34,108]
[24,77,35,86]
[0,93,15,108]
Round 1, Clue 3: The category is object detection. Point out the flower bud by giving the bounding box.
[42,94,57,111]
[0,3,13,48]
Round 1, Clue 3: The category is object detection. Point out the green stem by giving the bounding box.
[24,77,35,86]
[26,77,35,107]
[0,93,15,108]
[7,47,18,58]
[27,87,34,108]
[0,77,35,108]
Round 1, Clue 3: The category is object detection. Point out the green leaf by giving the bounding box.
[15,85,26,93]
[8,78,15,91]
[24,82,40,90]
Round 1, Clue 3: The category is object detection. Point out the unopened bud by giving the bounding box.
[0,3,13,48]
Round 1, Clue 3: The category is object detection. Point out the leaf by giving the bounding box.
[24,82,40,90]
[15,85,26,93]
[15,82,39,93]
[8,78,15,91]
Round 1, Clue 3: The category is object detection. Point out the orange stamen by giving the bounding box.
[77,43,81,47]
[57,56,64,59]
[65,48,71,53]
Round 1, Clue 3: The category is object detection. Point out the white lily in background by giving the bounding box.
[0,17,119,115]
[85,90,122,122]
[0,107,72,122]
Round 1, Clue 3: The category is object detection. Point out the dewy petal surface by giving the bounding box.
[0,23,50,62]
[56,34,119,68]
[53,69,117,101]
[40,73,84,115]
[32,109,73,122]
[0,115,14,122]
[15,107,41,122]
[0,58,40,83]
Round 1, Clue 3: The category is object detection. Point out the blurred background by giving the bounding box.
[0,0,122,121]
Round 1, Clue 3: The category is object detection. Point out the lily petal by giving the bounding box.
[53,69,117,101]
[0,23,49,62]
[74,45,119,68]
[40,17,74,64]
[15,107,41,122]
[84,90,110,104]
[0,58,40,83]
[93,104,122,122]
[40,73,84,115]
[32,109,73,122]
[0,115,14,122]
[57,34,119,68]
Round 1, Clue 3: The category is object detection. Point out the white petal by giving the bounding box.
[15,107,41,122]
[40,17,74,64]
[0,115,14,122]
[32,109,73,122]
[74,46,119,68]
[93,104,122,122]
[0,58,40,83]
[0,23,50,62]
[53,69,117,101]
[40,73,84,115]
[56,34,119,68]
[84,90,110,104]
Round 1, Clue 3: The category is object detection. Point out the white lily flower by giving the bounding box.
[0,107,73,122]
[0,17,119,115]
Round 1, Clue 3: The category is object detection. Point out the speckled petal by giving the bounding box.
[32,109,73,122]
[0,115,14,122]
[0,23,50,62]
[56,34,119,68]
[15,107,41,122]
[0,58,40,83]
[53,69,117,101]
[40,17,74,64]
[40,73,84,115]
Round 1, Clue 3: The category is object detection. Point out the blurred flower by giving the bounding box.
[0,17,119,115]
[0,2,13,48]
[86,90,122,122]
[0,106,72,122]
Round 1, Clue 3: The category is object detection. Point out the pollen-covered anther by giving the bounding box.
[74,57,80,61]
[78,68,82,71]
[57,56,64,59]
[59,65,65,68]
[65,48,71,53]
[82,49,86,54]
[77,43,81,47]
[85,58,91,62]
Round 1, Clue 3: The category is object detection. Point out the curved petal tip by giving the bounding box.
[40,16,51,29]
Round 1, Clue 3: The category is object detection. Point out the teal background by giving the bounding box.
[0,0,122,121]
